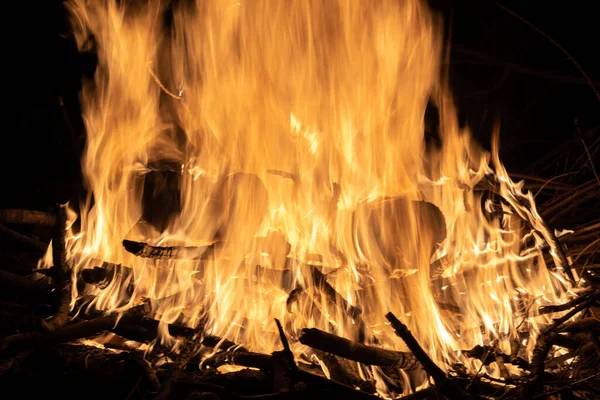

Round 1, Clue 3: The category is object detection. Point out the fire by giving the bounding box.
[52,0,575,394]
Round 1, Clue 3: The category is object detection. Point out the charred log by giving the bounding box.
[299,328,420,371]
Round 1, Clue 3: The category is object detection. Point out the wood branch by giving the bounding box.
[557,317,600,333]
[122,233,290,263]
[0,302,149,357]
[523,332,557,399]
[0,223,48,251]
[155,331,203,400]
[307,266,362,321]
[0,269,54,296]
[0,209,56,226]
[313,352,377,393]
[538,289,593,315]
[202,350,273,372]
[299,328,420,371]
[42,204,71,332]
[385,312,467,400]
[122,239,217,260]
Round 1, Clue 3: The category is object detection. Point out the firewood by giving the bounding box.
[0,269,54,297]
[41,204,72,332]
[0,223,48,251]
[307,265,363,321]
[0,209,56,226]
[298,328,420,371]
[385,312,468,400]
[155,331,203,400]
[122,239,218,260]
[121,232,289,263]
[538,288,594,315]
[202,350,273,372]
[0,343,158,400]
[311,351,377,393]
[0,302,150,357]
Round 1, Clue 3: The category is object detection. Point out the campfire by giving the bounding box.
[1,1,599,399]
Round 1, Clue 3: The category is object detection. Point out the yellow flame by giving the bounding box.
[58,0,575,392]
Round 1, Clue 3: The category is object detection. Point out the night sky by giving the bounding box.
[1,0,598,210]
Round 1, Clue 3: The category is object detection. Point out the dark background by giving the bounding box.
[1,0,598,210]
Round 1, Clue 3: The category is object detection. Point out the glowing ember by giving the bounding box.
[44,0,576,395]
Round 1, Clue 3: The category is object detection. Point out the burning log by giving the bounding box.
[122,231,290,265]
[42,204,72,332]
[307,265,363,321]
[385,312,467,400]
[122,239,218,260]
[298,328,420,371]
[0,209,57,226]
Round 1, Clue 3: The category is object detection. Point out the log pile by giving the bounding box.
[1,158,600,400]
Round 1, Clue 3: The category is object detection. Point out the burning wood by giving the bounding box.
[2,0,600,398]
[299,328,420,371]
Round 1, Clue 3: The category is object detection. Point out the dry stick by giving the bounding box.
[531,371,600,400]
[544,342,596,369]
[525,290,600,398]
[557,317,600,333]
[0,223,48,251]
[385,312,468,400]
[542,180,598,219]
[298,328,420,371]
[538,289,593,315]
[545,289,600,334]
[0,302,149,356]
[0,209,57,226]
[42,204,71,332]
[524,332,558,400]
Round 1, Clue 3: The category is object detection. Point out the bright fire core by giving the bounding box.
[51,0,575,395]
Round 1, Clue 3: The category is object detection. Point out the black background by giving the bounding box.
[1,0,598,209]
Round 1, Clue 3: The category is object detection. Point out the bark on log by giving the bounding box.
[0,209,56,226]
[299,328,420,371]
[42,204,71,331]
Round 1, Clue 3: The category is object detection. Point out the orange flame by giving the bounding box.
[49,0,576,394]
